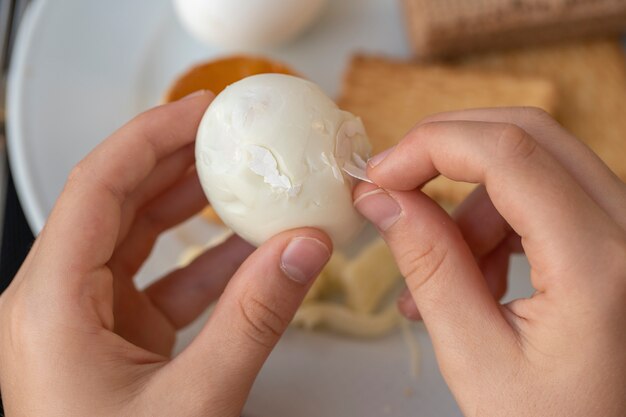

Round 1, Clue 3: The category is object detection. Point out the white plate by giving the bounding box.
[7,1,535,415]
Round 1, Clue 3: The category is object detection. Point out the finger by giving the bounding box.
[144,235,254,329]
[397,237,512,321]
[419,107,626,229]
[354,182,519,378]
[399,185,518,321]
[149,229,331,416]
[397,288,421,321]
[479,241,511,301]
[40,92,213,278]
[368,121,621,290]
[108,170,208,279]
[118,143,195,244]
[452,185,512,257]
[455,191,519,299]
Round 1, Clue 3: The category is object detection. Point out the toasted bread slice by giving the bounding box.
[338,55,558,205]
[456,38,626,182]
[400,0,626,59]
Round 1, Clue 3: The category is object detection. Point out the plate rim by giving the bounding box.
[7,0,53,234]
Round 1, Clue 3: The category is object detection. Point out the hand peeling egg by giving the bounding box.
[173,0,329,49]
[195,74,372,246]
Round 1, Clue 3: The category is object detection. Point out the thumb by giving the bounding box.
[353,182,518,378]
[148,228,331,416]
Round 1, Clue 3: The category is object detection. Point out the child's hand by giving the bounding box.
[355,108,626,417]
[0,92,331,417]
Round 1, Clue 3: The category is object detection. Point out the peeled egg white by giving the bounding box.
[195,74,372,247]
[173,0,329,49]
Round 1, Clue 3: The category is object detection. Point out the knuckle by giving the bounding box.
[494,123,538,162]
[236,294,286,349]
[67,161,126,204]
[399,242,449,294]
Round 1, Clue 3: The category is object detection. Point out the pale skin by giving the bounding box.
[0,92,332,416]
[0,97,624,416]
[354,107,626,417]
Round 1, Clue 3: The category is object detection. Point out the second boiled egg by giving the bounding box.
[174,0,329,49]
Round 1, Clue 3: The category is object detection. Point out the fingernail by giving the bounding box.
[281,237,331,285]
[354,189,402,231]
[398,290,421,321]
[368,146,395,168]
[181,90,208,101]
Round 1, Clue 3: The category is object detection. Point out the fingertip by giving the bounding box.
[397,289,421,321]
[298,228,333,254]
[367,146,396,169]
[353,181,379,202]
[180,89,215,101]
[268,227,333,254]
[353,187,403,232]
[249,228,332,287]
[365,146,402,190]
[168,90,215,115]
[177,90,209,101]
[280,236,331,286]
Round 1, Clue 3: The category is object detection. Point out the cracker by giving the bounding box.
[455,38,626,182]
[401,0,626,58]
[338,55,558,205]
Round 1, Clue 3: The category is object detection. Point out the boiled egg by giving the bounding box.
[173,0,329,49]
[195,74,371,246]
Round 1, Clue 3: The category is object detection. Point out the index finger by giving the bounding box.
[368,120,623,292]
[420,107,626,229]
[40,92,213,275]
